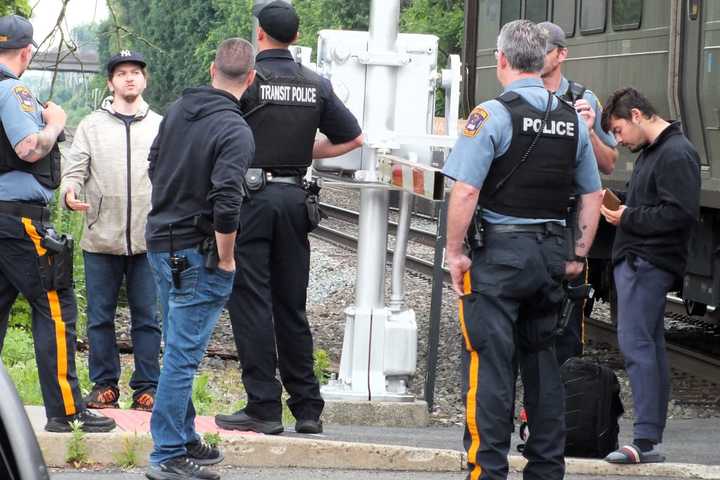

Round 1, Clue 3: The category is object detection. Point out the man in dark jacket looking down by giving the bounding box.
[600,87,700,464]
[144,38,256,480]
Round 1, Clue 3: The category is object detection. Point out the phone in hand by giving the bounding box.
[603,189,622,211]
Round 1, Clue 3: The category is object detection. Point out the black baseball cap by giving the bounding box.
[0,15,38,49]
[257,1,299,44]
[538,21,567,52]
[107,50,147,75]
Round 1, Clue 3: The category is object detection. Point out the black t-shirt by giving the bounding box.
[243,49,362,177]
[115,112,136,126]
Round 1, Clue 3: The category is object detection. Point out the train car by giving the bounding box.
[463,0,720,316]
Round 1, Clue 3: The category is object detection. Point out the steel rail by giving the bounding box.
[311,223,450,284]
[313,216,720,385]
[585,317,720,385]
[320,202,437,247]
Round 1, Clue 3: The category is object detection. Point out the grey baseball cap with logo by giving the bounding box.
[0,15,38,49]
[538,21,567,52]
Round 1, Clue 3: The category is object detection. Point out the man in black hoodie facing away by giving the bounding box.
[600,87,700,464]
[144,38,256,480]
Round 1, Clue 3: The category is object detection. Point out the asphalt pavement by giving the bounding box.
[50,467,687,480]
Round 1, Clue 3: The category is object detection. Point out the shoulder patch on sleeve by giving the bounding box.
[13,85,36,113]
[463,106,489,137]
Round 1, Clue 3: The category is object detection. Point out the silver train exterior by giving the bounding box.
[462,0,719,315]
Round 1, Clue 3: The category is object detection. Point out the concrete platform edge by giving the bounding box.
[37,431,463,472]
[36,431,720,478]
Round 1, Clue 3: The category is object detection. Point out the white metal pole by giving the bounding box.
[354,0,401,309]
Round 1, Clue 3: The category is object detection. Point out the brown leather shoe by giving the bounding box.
[130,390,155,412]
[83,384,119,409]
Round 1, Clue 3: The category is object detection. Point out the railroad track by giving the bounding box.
[314,203,720,385]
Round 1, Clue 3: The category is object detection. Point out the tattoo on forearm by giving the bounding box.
[574,197,587,252]
[16,127,60,162]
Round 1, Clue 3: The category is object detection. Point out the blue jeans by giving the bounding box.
[84,251,160,396]
[147,248,234,465]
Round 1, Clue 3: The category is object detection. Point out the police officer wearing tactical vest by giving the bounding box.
[443,20,603,480]
[0,14,115,433]
[214,1,363,435]
[539,21,619,366]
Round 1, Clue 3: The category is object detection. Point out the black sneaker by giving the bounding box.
[45,409,117,433]
[186,438,223,466]
[295,419,323,434]
[214,409,283,434]
[146,456,219,480]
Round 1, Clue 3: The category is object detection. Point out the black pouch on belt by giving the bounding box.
[38,232,74,291]
[244,168,266,192]
[305,193,322,232]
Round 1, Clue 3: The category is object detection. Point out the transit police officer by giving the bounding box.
[539,21,619,365]
[215,1,363,435]
[443,20,603,480]
[0,15,115,433]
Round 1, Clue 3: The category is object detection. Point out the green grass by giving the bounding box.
[3,327,92,405]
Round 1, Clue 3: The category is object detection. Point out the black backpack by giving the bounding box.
[562,357,624,458]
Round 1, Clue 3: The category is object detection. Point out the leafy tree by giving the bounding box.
[0,0,31,17]
[102,0,220,110]
[401,0,464,60]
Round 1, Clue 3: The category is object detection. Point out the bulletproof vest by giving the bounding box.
[560,80,587,105]
[479,91,579,220]
[242,61,323,169]
[0,71,61,189]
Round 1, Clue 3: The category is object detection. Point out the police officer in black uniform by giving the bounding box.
[443,20,603,480]
[0,14,115,433]
[215,1,363,435]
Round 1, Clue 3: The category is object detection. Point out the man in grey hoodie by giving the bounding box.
[60,51,162,412]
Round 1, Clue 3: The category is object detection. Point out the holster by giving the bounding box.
[305,193,322,232]
[193,215,219,270]
[557,281,594,334]
[38,232,74,291]
[466,206,484,251]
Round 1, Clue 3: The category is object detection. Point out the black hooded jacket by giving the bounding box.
[612,122,701,279]
[146,86,254,252]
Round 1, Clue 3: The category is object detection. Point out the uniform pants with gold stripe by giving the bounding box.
[0,214,82,418]
[459,231,567,480]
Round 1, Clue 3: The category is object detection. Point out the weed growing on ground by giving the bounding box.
[66,420,88,467]
[202,432,221,448]
[114,433,140,469]
[313,348,331,385]
[192,373,214,415]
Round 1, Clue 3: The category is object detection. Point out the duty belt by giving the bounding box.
[0,201,51,222]
[266,174,303,186]
[483,221,565,237]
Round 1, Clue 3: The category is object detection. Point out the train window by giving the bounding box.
[580,0,607,34]
[501,0,522,26]
[613,0,642,30]
[553,0,577,37]
[525,0,548,22]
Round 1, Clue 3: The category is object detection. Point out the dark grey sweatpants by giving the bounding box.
[614,256,675,443]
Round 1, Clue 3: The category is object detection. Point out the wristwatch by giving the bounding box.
[573,255,587,263]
